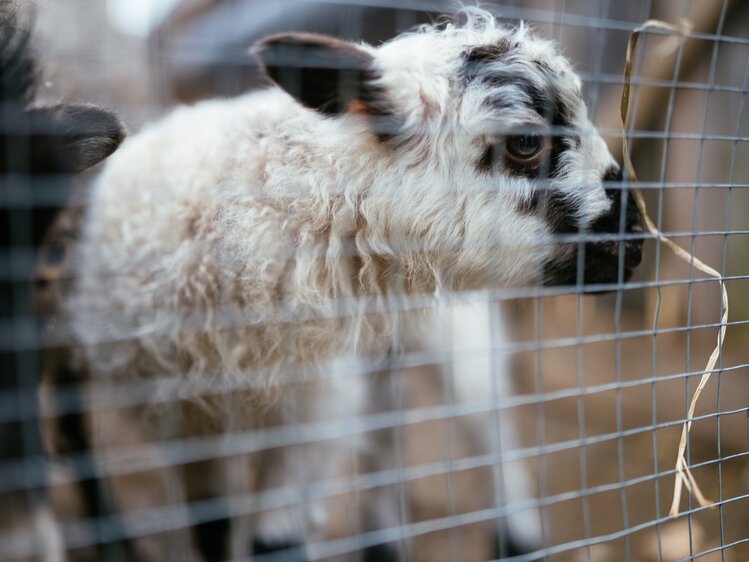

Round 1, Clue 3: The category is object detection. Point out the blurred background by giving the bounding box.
[22,0,749,560]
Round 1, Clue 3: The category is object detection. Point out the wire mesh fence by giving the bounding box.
[2,0,749,561]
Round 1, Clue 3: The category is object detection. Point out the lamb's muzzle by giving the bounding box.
[543,168,644,287]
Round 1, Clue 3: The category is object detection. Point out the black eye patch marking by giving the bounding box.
[516,191,541,215]
[543,190,580,234]
[463,43,580,180]
[503,149,543,179]
[477,144,495,173]
[475,131,576,180]
[545,133,580,179]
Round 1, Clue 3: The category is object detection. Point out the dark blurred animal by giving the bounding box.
[0,2,125,560]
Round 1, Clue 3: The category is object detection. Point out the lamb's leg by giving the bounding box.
[180,395,267,562]
[182,458,233,562]
[446,300,543,556]
[491,409,543,557]
[252,446,316,562]
[252,373,366,561]
[356,369,407,562]
[358,435,406,562]
[47,363,139,562]
[250,444,322,562]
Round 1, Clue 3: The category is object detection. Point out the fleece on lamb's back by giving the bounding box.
[72,12,637,382]
[68,8,642,560]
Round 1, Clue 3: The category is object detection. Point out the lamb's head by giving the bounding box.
[254,9,643,292]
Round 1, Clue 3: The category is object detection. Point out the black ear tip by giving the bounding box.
[49,103,128,172]
[71,133,123,172]
[250,32,380,117]
[251,32,317,62]
[251,34,301,82]
[97,109,128,149]
[65,103,128,140]
[252,32,343,51]
[70,105,128,172]
[252,32,372,71]
[249,35,272,58]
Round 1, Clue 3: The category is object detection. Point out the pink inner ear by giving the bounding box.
[346,99,371,116]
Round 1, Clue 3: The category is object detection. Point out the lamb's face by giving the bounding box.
[372,18,642,288]
[255,11,643,290]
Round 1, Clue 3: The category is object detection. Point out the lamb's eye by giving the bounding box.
[506,133,543,160]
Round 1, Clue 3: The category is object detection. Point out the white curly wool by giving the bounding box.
[67,8,620,557]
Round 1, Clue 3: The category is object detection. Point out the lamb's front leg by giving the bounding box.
[252,368,367,561]
[445,299,543,556]
[182,445,311,562]
[356,368,412,562]
[250,443,345,561]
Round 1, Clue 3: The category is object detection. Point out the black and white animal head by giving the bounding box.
[255,9,642,291]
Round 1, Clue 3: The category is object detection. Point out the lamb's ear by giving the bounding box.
[31,104,127,172]
[253,33,382,116]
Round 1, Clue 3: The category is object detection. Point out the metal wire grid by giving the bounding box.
[2,0,749,561]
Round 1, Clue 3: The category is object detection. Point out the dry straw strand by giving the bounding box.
[620,19,727,517]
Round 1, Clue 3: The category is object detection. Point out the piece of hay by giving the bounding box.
[620,19,727,517]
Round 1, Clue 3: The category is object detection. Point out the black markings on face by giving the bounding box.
[544,190,580,234]
[521,77,575,181]
[477,145,495,173]
[460,38,643,289]
[463,40,514,72]
[463,41,579,180]
[541,168,644,288]
[503,152,541,179]
[546,134,578,180]
[516,191,541,215]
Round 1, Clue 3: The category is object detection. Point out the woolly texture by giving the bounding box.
[67,8,625,553]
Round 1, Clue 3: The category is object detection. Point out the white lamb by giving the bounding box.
[65,8,642,561]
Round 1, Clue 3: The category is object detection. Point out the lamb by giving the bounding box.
[64,8,642,561]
